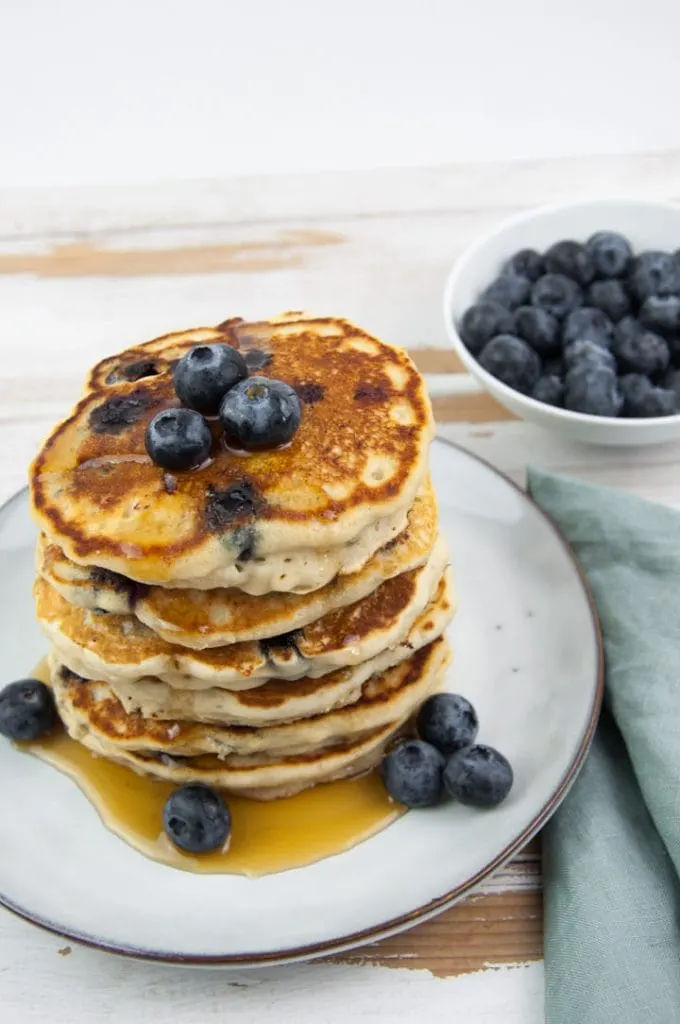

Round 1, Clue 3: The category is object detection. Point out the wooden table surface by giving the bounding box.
[2,151,680,1022]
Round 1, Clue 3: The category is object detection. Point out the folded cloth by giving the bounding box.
[528,468,680,1024]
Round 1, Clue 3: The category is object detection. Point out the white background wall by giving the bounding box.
[1,0,679,188]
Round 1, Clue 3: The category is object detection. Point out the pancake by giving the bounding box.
[63,722,405,801]
[49,643,450,800]
[50,637,450,759]
[93,572,455,726]
[37,481,438,645]
[36,541,450,687]
[30,314,434,591]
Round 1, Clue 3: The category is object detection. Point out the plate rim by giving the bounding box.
[0,438,604,966]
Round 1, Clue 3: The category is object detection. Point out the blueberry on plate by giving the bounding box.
[532,374,564,407]
[0,680,56,741]
[219,376,302,450]
[443,744,513,809]
[586,231,633,279]
[531,274,583,319]
[163,783,231,854]
[615,316,642,348]
[502,248,545,282]
[586,280,631,323]
[544,240,595,285]
[381,739,444,808]
[173,344,248,415]
[416,693,478,756]
[145,408,212,471]
[459,301,512,354]
[511,306,560,356]
[482,274,532,311]
[477,335,541,393]
[628,250,680,303]
[612,327,670,378]
[562,307,615,347]
[563,339,616,373]
[619,375,676,418]
[564,364,623,417]
[639,295,680,337]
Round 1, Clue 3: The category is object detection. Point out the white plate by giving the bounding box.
[0,439,602,965]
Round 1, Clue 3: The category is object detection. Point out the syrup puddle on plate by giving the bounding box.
[21,660,404,876]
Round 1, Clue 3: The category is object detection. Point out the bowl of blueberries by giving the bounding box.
[443,199,680,445]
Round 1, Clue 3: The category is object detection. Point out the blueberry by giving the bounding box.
[145,408,212,471]
[0,680,56,741]
[459,301,512,354]
[544,240,595,285]
[586,280,631,323]
[532,374,564,407]
[564,365,623,417]
[586,232,633,278]
[172,344,248,416]
[477,335,541,393]
[502,249,545,282]
[382,739,444,807]
[511,306,560,356]
[639,296,680,337]
[616,316,642,348]
[482,274,532,311]
[163,783,231,854]
[443,744,513,809]
[219,376,302,450]
[531,274,583,319]
[562,307,615,347]
[416,693,479,756]
[628,251,680,303]
[612,327,669,378]
[662,367,680,404]
[619,374,676,418]
[563,339,616,373]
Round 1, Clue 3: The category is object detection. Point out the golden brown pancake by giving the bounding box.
[30,314,434,590]
[36,481,438,645]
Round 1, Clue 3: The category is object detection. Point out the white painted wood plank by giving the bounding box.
[0,910,543,1024]
[1,151,679,238]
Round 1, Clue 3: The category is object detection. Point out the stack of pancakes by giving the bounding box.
[30,314,455,799]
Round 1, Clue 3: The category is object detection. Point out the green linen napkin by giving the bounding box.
[528,468,680,1024]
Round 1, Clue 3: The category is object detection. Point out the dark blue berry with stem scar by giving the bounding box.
[531,274,583,319]
[619,374,676,417]
[532,374,564,407]
[562,307,614,347]
[163,784,231,854]
[416,694,479,756]
[628,251,680,303]
[381,739,444,807]
[459,301,512,354]
[502,249,545,282]
[219,376,302,450]
[586,280,631,323]
[586,231,633,278]
[173,344,248,415]
[512,306,560,356]
[145,408,212,471]
[478,335,541,393]
[443,744,514,809]
[0,680,56,741]
[564,365,623,416]
[482,274,532,311]
[639,296,680,337]
[612,327,670,378]
[563,339,616,373]
[544,240,595,285]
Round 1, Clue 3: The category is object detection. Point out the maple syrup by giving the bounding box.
[22,660,403,876]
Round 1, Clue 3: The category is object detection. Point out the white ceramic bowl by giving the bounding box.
[443,199,680,446]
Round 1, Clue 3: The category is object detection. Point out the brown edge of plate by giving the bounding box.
[0,437,605,966]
